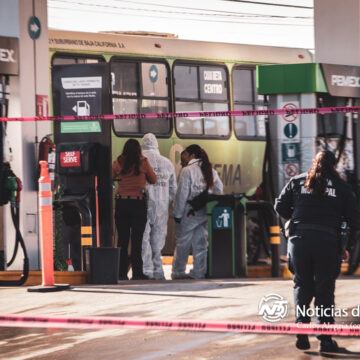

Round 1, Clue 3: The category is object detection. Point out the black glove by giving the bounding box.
[174,217,181,224]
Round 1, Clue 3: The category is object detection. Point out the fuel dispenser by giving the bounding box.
[52,63,116,282]
[0,44,29,285]
[55,142,98,269]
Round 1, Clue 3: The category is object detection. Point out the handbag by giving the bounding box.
[186,187,209,216]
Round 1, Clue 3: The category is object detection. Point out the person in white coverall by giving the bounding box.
[141,133,177,280]
[172,145,223,279]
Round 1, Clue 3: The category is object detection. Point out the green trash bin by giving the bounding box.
[206,194,247,278]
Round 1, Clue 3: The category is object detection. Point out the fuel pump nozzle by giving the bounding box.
[15,177,23,205]
[5,174,17,205]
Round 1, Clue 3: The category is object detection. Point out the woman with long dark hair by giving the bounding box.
[172,144,223,279]
[275,150,360,352]
[112,139,157,280]
[304,150,341,195]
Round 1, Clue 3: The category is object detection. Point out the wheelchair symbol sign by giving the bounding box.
[213,207,232,229]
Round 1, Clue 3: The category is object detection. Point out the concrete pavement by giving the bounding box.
[0,270,360,359]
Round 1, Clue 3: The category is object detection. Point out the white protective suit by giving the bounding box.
[141,133,177,280]
[172,159,223,279]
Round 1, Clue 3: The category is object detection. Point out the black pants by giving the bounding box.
[288,230,341,339]
[115,198,147,279]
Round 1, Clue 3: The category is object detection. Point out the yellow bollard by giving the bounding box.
[270,224,281,277]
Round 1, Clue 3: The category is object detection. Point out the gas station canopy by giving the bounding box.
[258,63,360,98]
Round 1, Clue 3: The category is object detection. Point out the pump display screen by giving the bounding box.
[60,151,81,167]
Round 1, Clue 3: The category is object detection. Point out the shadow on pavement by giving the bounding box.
[305,348,360,359]
[67,288,225,299]
[65,281,255,298]
[70,281,255,293]
[67,280,253,293]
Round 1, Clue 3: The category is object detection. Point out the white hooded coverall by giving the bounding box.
[172,159,223,279]
[141,133,177,279]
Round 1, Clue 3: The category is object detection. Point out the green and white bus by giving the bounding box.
[49,30,312,256]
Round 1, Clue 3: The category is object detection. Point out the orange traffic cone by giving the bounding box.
[28,161,70,292]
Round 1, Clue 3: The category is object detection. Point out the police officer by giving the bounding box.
[275,150,360,352]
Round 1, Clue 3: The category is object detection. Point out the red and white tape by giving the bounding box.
[0,105,359,122]
[0,314,359,336]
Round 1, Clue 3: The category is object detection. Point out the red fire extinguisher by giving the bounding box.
[39,135,56,190]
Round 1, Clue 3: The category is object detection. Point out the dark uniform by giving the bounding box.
[275,172,360,326]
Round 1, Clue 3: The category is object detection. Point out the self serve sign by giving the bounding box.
[60,151,81,167]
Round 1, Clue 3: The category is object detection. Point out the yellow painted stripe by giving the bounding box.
[81,237,92,246]
[270,236,281,245]
[270,226,280,234]
[81,226,92,235]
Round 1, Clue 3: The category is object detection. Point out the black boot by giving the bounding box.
[320,339,339,353]
[296,335,310,350]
